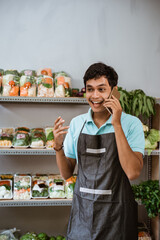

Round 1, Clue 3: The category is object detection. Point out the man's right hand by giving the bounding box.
[53,116,69,150]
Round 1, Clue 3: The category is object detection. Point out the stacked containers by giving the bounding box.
[48,175,65,198]
[54,72,72,97]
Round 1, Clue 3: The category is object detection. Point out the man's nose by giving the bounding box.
[92,90,99,97]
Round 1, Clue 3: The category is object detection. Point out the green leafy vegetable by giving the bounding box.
[132,180,160,218]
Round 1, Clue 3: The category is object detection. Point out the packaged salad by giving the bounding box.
[20,69,36,77]
[2,74,20,96]
[65,175,77,199]
[0,128,14,148]
[4,70,19,76]
[37,75,54,97]
[13,174,31,200]
[37,68,52,77]
[20,76,36,97]
[0,180,12,199]
[48,175,65,199]
[54,72,72,97]
[45,127,55,149]
[30,129,46,148]
[32,175,49,198]
[12,131,30,148]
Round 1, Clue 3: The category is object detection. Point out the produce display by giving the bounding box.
[118,87,156,119]
[32,175,49,198]
[20,232,66,240]
[48,175,65,198]
[132,180,160,218]
[0,174,76,200]
[13,175,31,200]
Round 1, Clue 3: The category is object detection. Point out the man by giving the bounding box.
[53,62,145,240]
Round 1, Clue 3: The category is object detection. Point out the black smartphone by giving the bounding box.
[105,87,120,114]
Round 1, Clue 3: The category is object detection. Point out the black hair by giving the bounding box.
[83,62,118,88]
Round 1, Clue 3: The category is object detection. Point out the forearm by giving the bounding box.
[114,125,143,180]
[56,149,75,180]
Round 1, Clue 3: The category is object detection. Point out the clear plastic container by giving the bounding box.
[48,175,65,199]
[30,129,46,148]
[37,76,54,97]
[2,74,20,97]
[54,72,72,97]
[13,175,31,200]
[12,131,30,148]
[0,128,14,148]
[65,175,77,199]
[32,175,49,198]
[0,179,12,199]
[45,127,55,149]
[20,76,36,97]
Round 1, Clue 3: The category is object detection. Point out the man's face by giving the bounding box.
[86,76,112,113]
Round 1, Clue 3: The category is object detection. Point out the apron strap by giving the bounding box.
[79,120,87,135]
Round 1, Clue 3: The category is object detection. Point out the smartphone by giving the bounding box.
[105,87,120,114]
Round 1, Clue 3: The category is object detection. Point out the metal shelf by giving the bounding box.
[0,199,72,207]
[0,148,56,155]
[0,96,88,104]
[144,149,160,156]
[0,149,159,156]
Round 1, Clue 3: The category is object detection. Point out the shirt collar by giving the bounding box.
[86,108,112,125]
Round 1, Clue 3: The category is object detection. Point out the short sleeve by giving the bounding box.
[126,118,145,155]
[64,120,76,159]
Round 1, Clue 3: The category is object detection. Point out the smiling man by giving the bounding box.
[53,62,145,240]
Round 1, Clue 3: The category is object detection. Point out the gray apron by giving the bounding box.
[67,121,138,240]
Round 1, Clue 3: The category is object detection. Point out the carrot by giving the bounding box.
[41,70,48,75]
[9,80,15,87]
[24,82,32,89]
[27,188,30,192]
[0,181,10,186]
[20,87,28,96]
[44,78,53,85]
[63,82,69,89]
[9,86,19,96]
[57,76,65,85]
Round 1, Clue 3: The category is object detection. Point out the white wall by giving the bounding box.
[0,0,159,97]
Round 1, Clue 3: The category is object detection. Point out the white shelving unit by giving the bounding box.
[0,97,159,237]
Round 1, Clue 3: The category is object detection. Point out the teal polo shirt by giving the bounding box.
[64,108,145,162]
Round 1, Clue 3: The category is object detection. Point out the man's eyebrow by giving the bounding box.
[86,84,107,87]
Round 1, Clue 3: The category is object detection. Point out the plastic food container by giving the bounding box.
[48,175,65,199]
[54,72,72,97]
[2,74,20,97]
[0,180,12,199]
[37,75,54,97]
[45,127,55,149]
[20,76,36,97]
[32,175,49,198]
[0,128,14,148]
[65,175,77,199]
[12,131,30,148]
[30,129,46,148]
[13,175,31,200]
